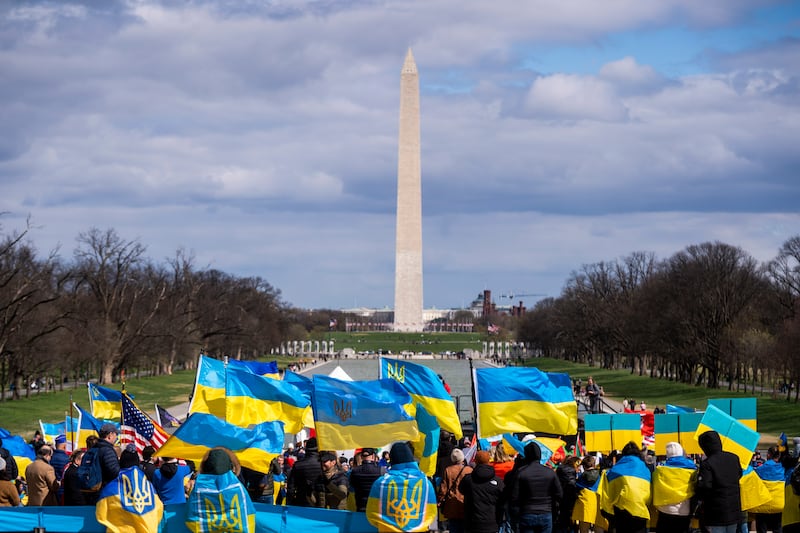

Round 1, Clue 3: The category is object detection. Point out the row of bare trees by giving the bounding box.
[0,224,288,399]
[517,238,800,400]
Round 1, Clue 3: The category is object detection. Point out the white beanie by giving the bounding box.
[451,448,465,463]
[665,442,684,458]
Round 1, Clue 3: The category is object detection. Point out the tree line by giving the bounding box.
[0,223,291,399]
[516,238,800,401]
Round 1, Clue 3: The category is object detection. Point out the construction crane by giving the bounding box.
[500,292,546,300]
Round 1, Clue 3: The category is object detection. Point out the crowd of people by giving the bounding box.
[3,423,800,533]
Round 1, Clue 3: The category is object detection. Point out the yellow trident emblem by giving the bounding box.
[386,362,405,384]
[334,398,353,422]
[385,478,423,529]
[201,492,245,533]
[121,467,155,513]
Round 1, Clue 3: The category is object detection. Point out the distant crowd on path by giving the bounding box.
[6,421,800,533]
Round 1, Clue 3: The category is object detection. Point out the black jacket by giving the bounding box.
[286,451,322,507]
[349,460,382,511]
[62,463,85,506]
[0,447,18,481]
[555,463,577,525]
[510,461,562,516]
[696,431,742,527]
[94,439,120,485]
[460,463,505,533]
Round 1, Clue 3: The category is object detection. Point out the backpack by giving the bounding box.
[77,447,103,491]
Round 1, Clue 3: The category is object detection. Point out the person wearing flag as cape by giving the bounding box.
[652,442,697,533]
[598,441,651,533]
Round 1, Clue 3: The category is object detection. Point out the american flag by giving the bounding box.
[120,393,169,453]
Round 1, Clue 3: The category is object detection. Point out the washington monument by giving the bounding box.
[393,49,424,332]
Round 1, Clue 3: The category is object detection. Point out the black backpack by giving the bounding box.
[77,447,103,491]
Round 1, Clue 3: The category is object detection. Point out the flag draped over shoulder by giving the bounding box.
[186,470,255,533]
[1,435,35,473]
[411,404,440,477]
[366,462,438,533]
[651,456,697,507]
[473,367,577,438]
[740,465,772,511]
[380,358,462,439]
[227,358,280,380]
[312,374,419,451]
[155,413,283,473]
[225,365,310,433]
[120,393,169,453]
[88,383,124,420]
[96,465,163,533]
[598,455,652,520]
[694,404,759,469]
[188,355,227,418]
[748,461,785,513]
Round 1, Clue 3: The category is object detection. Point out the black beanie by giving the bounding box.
[524,441,542,463]
[389,442,415,465]
[305,437,318,453]
[119,444,140,469]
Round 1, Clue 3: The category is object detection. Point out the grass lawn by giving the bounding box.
[523,357,800,439]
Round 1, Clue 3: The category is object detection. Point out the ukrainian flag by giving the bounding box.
[1,435,35,475]
[39,420,66,445]
[749,461,786,514]
[695,404,759,469]
[411,404,440,477]
[227,358,280,380]
[225,365,310,433]
[740,465,772,511]
[366,461,438,532]
[473,367,577,438]
[283,371,313,401]
[73,402,108,448]
[584,414,640,453]
[188,355,227,418]
[88,383,123,420]
[96,465,163,533]
[154,413,283,473]
[312,374,419,451]
[380,358,463,439]
[708,397,757,431]
[784,482,800,529]
[654,413,702,456]
[598,454,652,519]
[65,416,79,451]
[652,456,697,506]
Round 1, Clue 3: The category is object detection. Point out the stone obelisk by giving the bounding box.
[393,49,424,332]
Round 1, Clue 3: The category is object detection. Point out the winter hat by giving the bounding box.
[203,448,233,475]
[319,451,337,463]
[55,435,67,445]
[475,451,492,465]
[305,437,319,453]
[119,444,140,468]
[450,448,465,464]
[389,442,415,465]
[665,442,684,458]
[524,442,542,463]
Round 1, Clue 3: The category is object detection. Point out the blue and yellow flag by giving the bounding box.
[227,358,280,380]
[88,383,124,420]
[652,456,697,507]
[283,371,313,402]
[695,404,759,469]
[598,454,652,519]
[225,365,311,433]
[186,470,255,533]
[473,367,577,438]
[96,465,163,533]
[39,420,66,446]
[654,413,703,456]
[73,402,110,448]
[380,358,462,439]
[1,435,35,475]
[740,465,772,511]
[188,355,227,418]
[584,414,641,453]
[411,404,440,477]
[154,413,283,473]
[312,374,419,451]
[749,460,786,514]
[708,397,757,431]
[366,461,438,532]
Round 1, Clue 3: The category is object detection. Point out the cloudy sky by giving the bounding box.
[1,1,798,311]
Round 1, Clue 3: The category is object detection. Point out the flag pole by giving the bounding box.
[69,393,75,452]
[468,357,480,447]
